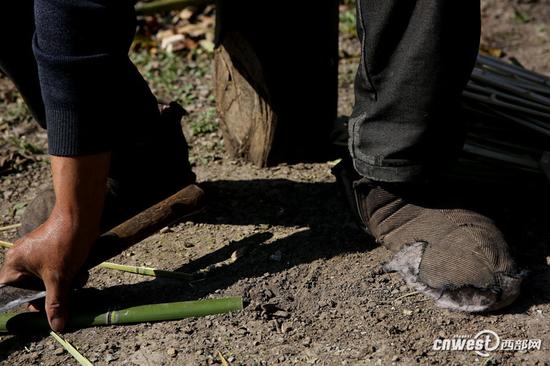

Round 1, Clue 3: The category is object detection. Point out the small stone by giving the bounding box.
[160,226,171,234]
[281,323,293,333]
[263,289,275,299]
[363,345,377,355]
[236,327,249,335]
[227,356,235,363]
[403,309,413,316]
[272,310,290,319]
[167,348,177,357]
[53,347,64,356]
[302,337,312,346]
[105,353,118,363]
[261,303,279,314]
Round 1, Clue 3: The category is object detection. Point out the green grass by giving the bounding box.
[514,9,530,24]
[190,107,218,136]
[8,136,43,156]
[0,91,32,125]
[131,49,211,106]
[340,7,357,38]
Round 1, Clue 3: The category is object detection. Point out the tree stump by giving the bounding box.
[214,0,340,166]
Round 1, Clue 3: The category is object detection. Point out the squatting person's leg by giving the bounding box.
[349,0,523,311]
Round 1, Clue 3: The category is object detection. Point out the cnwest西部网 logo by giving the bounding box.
[432,329,542,357]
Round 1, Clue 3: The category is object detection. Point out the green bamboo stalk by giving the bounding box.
[0,297,243,334]
[135,0,212,15]
[50,331,93,366]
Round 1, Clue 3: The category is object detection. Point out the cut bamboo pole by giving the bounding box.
[0,297,243,334]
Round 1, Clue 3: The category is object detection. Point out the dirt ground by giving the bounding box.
[1,1,550,365]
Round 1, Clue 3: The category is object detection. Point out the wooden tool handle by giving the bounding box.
[83,184,205,270]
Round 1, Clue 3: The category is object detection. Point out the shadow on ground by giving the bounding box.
[1,177,550,360]
[0,178,370,360]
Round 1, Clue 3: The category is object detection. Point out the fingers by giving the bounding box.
[27,301,44,312]
[44,273,70,332]
[0,265,18,285]
[0,248,30,285]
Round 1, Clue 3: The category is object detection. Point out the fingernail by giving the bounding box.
[50,315,66,332]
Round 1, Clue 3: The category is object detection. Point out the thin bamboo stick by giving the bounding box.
[218,351,230,366]
[0,240,13,249]
[99,262,192,280]
[0,240,192,280]
[0,224,21,232]
[50,331,93,366]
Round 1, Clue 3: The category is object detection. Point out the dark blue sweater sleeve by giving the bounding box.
[33,0,137,156]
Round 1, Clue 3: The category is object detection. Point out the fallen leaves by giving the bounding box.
[0,137,44,177]
[135,5,215,54]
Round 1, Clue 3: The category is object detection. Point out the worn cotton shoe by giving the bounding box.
[20,102,199,236]
[333,160,523,312]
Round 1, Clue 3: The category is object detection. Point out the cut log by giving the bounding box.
[214,0,340,166]
[213,32,276,167]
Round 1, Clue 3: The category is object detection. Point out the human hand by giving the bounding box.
[0,153,110,331]
[0,207,97,331]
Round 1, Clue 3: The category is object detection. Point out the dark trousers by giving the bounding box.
[350,0,481,182]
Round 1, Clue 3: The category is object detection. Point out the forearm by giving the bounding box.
[50,153,111,238]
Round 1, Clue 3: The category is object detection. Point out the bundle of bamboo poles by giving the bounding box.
[460,55,550,180]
